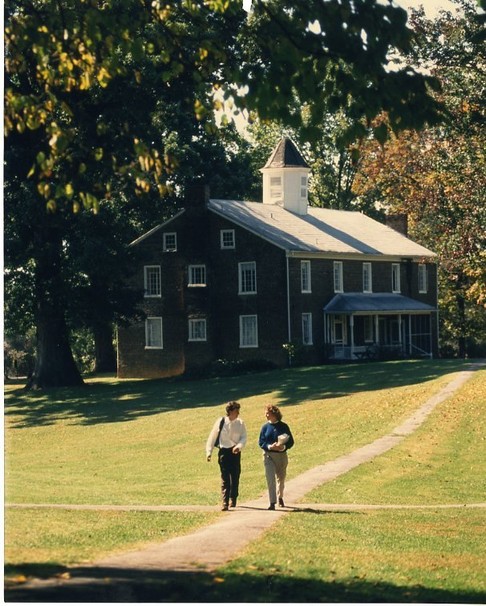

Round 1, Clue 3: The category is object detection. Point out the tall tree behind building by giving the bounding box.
[353,0,486,356]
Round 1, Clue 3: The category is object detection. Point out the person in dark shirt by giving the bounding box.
[258,404,294,510]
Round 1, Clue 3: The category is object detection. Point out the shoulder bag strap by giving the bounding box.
[214,417,225,448]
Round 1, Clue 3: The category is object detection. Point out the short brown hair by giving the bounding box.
[226,401,241,415]
[265,405,282,421]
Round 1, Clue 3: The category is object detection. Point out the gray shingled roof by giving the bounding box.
[324,293,436,313]
[208,199,435,259]
[263,137,310,169]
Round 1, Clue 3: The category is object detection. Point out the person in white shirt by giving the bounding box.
[206,401,247,511]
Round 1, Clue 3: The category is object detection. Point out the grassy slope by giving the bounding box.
[216,368,486,602]
[5,359,470,505]
[4,359,485,601]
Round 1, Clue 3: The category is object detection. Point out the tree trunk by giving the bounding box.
[93,322,117,374]
[457,293,467,358]
[25,218,84,390]
[26,301,84,389]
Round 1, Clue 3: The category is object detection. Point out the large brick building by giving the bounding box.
[117,138,438,378]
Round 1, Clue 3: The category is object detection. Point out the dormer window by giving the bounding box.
[270,176,282,200]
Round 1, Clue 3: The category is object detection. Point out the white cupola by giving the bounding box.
[260,137,310,215]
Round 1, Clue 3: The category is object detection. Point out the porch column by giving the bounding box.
[374,315,379,344]
[350,315,355,356]
[398,314,403,348]
[408,315,412,355]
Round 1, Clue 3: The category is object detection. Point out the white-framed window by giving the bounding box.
[188,318,207,342]
[363,262,372,293]
[163,232,177,252]
[418,264,428,293]
[364,316,374,342]
[188,264,206,287]
[145,317,163,349]
[300,175,308,199]
[301,260,311,293]
[392,263,401,293]
[220,229,235,249]
[302,313,313,345]
[333,261,343,293]
[239,315,258,348]
[270,176,282,200]
[144,265,161,297]
[238,261,257,294]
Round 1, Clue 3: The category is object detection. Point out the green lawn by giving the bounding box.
[4,359,486,601]
[5,509,219,577]
[213,367,486,603]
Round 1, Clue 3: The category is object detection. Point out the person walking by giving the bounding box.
[206,401,247,511]
[259,404,294,510]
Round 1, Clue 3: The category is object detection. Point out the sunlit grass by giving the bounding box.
[306,369,486,505]
[217,508,485,601]
[5,508,218,575]
[4,359,485,600]
[5,360,472,506]
[213,368,486,601]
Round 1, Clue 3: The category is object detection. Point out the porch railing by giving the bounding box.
[330,343,412,361]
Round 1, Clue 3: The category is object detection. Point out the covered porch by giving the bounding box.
[323,293,437,361]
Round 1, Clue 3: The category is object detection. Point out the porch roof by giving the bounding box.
[324,293,436,314]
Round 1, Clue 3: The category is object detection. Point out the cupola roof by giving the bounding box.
[263,137,310,169]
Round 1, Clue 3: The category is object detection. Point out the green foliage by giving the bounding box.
[69,329,96,374]
[5,0,444,211]
[4,333,36,379]
[236,0,444,143]
[5,0,245,210]
[203,357,278,377]
[4,24,258,387]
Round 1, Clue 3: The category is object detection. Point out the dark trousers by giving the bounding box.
[218,448,241,504]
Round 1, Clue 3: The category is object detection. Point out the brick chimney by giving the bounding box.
[386,214,408,236]
[184,182,210,208]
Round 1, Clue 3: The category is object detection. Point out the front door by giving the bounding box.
[333,315,347,345]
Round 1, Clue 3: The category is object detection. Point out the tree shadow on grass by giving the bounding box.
[4,359,477,428]
[5,564,486,603]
